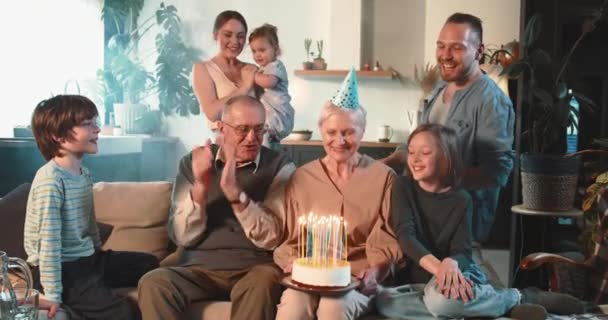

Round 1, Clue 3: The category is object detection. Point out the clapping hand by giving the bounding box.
[190,139,213,204]
[192,139,214,186]
[219,139,241,202]
[435,258,474,302]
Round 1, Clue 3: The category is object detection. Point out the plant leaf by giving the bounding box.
[522,14,543,50]
[532,87,553,106]
[572,91,597,109]
[529,48,552,68]
[500,60,527,78]
[555,82,568,99]
[583,195,597,211]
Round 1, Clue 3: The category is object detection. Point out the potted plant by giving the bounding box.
[577,139,608,256]
[502,4,607,210]
[154,3,202,116]
[313,40,327,70]
[99,0,154,134]
[99,1,201,132]
[303,38,313,70]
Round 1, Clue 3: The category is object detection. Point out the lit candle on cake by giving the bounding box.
[292,213,352,288]
[296,213,348,267]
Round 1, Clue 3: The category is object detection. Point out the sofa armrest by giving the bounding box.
[520,252,590,271]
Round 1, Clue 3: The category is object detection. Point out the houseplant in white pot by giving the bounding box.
[99,1,201,134]
[502,3,607,210]
[99,0,154,134]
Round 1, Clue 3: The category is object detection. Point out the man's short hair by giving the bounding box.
[221,95,265,121]
[446,12,483,45]
[31,95,98,160]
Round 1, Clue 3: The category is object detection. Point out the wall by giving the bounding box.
[140,0,422,159]
[139,0,520,160]
[424,0,521,63]
[362,0,426,78]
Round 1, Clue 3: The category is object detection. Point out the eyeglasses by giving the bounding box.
[78,118,101,129]
[223,122,268,137]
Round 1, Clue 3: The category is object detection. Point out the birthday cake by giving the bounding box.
[291,214,351,287]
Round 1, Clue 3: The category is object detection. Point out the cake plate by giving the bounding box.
[280,274,361,295]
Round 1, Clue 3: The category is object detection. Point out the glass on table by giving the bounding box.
[13,288,38,320]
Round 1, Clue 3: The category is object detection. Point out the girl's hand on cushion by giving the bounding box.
[436,258,473,302]
[358,265,389,296]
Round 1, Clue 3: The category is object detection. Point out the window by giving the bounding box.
[0,0,103,137]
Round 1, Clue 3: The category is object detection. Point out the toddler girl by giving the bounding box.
[249,23,294,147]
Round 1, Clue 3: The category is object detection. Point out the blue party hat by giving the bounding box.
[330,67,360,109]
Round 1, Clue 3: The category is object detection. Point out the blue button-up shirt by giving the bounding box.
[420,74,515,242]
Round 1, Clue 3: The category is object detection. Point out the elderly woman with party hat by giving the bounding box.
[271,69,403,320]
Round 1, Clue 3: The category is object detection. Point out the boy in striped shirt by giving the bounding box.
[24,95,158,319]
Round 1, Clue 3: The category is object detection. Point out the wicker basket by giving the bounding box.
[521,172,578,211]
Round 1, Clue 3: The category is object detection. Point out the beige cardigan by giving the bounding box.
[274,155,403,276]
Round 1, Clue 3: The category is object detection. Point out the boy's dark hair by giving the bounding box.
[31,95,98,160]
[249,23,280,53]
[445,12,483,45]
[407,123,464,188]
[213,10,248,34]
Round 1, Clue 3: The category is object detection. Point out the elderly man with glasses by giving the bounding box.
[138,95,296,320]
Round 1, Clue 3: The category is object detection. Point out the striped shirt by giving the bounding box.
[24,160,100,303]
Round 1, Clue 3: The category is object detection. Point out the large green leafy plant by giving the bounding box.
[98,0,154,110]
[155,3,201,116]
[99,1,201,118]
[502,1,607,154]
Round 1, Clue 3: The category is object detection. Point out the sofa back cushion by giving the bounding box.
[93,181,173,260]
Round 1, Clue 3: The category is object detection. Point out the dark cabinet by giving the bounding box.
[0,137,178,196]
[279,141,402,173]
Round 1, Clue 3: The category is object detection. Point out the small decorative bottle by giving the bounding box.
[373,61,381,71]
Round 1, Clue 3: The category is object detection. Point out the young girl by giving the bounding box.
[376,124,584,320]
[248,23,294,147]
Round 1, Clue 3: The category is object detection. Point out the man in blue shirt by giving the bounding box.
[384,12,515,243]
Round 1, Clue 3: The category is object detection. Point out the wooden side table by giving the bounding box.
[511,204,582,218]
[509,204,582,288]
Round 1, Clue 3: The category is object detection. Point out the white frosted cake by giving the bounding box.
[292,258,351,287]
[292,214,351,287]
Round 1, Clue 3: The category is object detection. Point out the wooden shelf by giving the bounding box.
[294,69,396,79]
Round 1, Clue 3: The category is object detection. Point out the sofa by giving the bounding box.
[1,181,231,320]
[1,181,519,320]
